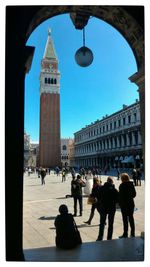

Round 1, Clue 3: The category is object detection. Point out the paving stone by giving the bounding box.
[23,172,144,261]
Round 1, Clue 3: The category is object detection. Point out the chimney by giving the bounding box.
[123,104,128,109]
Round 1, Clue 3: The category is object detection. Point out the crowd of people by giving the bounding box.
[54,169,140,249]
[24,165,143,249]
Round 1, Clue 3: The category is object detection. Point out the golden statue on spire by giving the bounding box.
[48,28,51,36]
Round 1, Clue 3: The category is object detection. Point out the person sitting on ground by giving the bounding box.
[54,204,82,249]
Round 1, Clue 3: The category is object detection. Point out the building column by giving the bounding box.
[87,144,89,153]
[5,7,37,259]
[138,130,142,145]
[132,131,136,146]
[126,133,130,146]
[97,142,99,151]
[94,142,96,152]
[121,134,124,147]
[112,137,115,149]
[109,138,111,149]
[117,136,120,148]
[101,140,103,150]
[129,67,145,169]
[96,142,98,152]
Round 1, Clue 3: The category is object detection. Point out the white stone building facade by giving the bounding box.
[24,132,31,167]
[61,138,74,167]
[74,100,142,169]
[24,132,39,167]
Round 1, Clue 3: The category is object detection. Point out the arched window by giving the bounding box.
[45,77,47,84]
[54,78,57,84]
[48,78,50,84]
[51,78,53,84]
[62,145,67,150]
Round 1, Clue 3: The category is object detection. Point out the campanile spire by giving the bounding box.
[43,28,57,60]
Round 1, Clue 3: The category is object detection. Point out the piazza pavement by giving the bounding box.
[23,170,144,262]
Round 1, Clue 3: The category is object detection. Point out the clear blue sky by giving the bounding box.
[25,13,138,142]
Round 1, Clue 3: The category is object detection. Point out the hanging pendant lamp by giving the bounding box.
[75,27,93,67]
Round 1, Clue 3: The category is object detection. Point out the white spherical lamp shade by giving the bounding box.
[75,46,93,67]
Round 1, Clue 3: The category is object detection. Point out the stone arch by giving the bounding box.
[5,6,144,261]
[26,6,144,69]
[26,7,144,157]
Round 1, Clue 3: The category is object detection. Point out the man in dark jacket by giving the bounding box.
[71,174,86,216]
[96,177,119,241]
[119,173,136,238]
[40,167,46,185]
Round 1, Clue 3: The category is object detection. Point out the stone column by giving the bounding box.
[121,134,124,147]
[117,136,120,148]
[87,144,89,153]
[89,144,91,152]
[112,137,115,149]
[126,133,130,146]
[105,139,107,150]
[138,130,142,145]
[102,140,104,151]
[98,141,101,151]
[5,8,36,260]
[109,138,111,149]
[129,67,145,167]
[94,142,96,152]
[132,131,136,146]
[96,142,99,151]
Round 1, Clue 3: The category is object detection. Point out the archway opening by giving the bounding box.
[5,5,144,261]
[25,13,138,144]
[24,12,141,252]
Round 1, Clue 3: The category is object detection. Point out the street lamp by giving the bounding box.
[75,27,93,67]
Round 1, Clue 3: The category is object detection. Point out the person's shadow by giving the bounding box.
[38,216,56,220]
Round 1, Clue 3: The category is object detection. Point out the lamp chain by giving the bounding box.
[83,27,85,47]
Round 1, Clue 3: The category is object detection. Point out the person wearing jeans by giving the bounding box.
[71,175,86,216]
[96,177,119,241]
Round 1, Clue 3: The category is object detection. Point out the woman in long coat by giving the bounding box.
[119,173,136,238]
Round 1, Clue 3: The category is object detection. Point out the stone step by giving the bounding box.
[24,236,144,262]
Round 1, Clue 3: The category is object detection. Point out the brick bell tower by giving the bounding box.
[39,29,61,168]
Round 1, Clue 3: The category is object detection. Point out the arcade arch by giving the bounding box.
[5,6,144,261]
[26,6,144,159]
